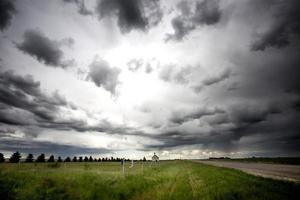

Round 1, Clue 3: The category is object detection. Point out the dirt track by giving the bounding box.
[196,161,300,182]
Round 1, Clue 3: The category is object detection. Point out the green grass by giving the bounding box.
[0,161,299,200]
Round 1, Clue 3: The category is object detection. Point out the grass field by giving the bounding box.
[0,161,299,200]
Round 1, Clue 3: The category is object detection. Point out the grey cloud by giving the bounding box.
[0,69,144,137]
[159,64,175,82]
[145,63,153,73]
[127,58,143,72]
[165,16,195,41]
[169,107,224,124]
[202,69,231,86]
[166,0,221,42]
[96,0,163,33]
[192,0,221,25]
[0,0,16,31]
[0,69,74,128]
[88,59,121,94]
[63,0,93,16]
[143,99,298,154]
[251,0,300,51]
[0,138,111,157]
[159,65,230,92]
[192,69,231,92]
[159,65,194,84]
[15,29,74,68]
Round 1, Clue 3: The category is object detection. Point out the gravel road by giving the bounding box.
[196,161,300,181]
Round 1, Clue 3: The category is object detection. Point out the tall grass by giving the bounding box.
[0,161,299,200]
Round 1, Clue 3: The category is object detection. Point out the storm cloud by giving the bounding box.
[63,0,93,16]
[0,138,112,157]
[87,59,121,94]
[15,30,74,68]
[166,0,221,41]
[0,0,16,31]
[251,0,300,51]
[0,68,143,137]
[0,69,73,126]
[0,0,300,158]
[96,0,162,33]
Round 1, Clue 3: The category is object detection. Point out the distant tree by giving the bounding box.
[98,158,101,162]
[89,156,93,162]
[57,156,62,162]
[143,157,147,162]
[65,157,71,162]
[79,156,83,162]
[84,156,89,162]
[94,158,97,162]
[36,154,45,162]
[48,155,55,162]
[9,151,21,163]
[102,158,105,162]
[0,153,5,163]
[25,154,34,162]
[72,156,77,162]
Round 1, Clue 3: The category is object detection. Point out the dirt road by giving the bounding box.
[196,160,300,181]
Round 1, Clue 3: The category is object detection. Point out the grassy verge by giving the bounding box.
[0,161,299,200]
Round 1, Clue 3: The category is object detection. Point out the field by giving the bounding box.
[1,161,300,200]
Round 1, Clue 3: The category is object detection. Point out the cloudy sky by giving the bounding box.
[0,0,299,159]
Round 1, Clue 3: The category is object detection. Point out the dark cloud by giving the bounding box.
[251,0,300,51]
[144,102,298,153]
[0,69,74,128]
[0,0,16,31]
[63,0,93,16]
[96,0,163,33]
[0,69,144,137]
[192,69,231,92]
[202,69,231,86]
[169,107,224,124]
[15,29,74,68]
[166,0,221,41]
[88,59,121,94]
[0,138,111,157]
[165,17,195,41]
[192,0,221,25]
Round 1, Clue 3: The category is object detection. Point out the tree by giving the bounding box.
[84,156,89,162]
[64,157,71,162]
[89,156,93,162]
[79,156,83,162]
[25,154,34,163]
[48,155,55,162]
[9,151,21,163]
[72,156,77,162]
[0,153,5,163]
[36,154,45,162]
[57,156,62,162]
[143,157,147,162]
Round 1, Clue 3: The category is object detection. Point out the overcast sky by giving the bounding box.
[0,0,299,159]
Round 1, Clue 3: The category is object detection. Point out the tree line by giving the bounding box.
[0,152,147,163]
